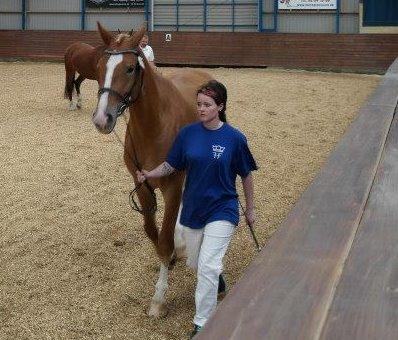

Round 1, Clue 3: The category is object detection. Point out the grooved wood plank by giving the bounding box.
[195,58,398,340]
[320,109,398,340]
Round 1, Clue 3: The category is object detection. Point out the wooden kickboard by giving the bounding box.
[196,58,398,340]
[320,105,398,340]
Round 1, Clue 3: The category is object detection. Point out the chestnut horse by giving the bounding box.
[64,42,106,110]
[64,30,132,110]
[92,22,212,317]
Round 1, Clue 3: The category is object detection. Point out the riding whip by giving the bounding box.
[247,221,262,252]
[239,199,262,252]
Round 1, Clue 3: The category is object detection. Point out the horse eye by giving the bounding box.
[126,66,135,74]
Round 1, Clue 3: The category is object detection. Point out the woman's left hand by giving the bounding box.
[136,169,149,183]
[245,208,256,226]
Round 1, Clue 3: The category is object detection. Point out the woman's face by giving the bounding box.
[197,93,223,124]
[139,36,148,48]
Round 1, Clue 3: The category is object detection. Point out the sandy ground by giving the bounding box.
[0,61,380,340]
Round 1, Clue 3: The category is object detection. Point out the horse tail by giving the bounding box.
[64,50,76,100]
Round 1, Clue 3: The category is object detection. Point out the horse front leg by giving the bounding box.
[136,187,159,247]
[135,188,167,318]
[148,263,169,318]
[148,183,182,318]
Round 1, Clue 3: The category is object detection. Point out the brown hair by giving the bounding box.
[197,80,228,122]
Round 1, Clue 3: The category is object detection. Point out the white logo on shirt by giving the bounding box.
[212,145,225,159]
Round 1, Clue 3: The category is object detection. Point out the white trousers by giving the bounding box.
[183,220,235,327]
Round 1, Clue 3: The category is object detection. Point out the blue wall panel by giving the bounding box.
[363,0,398,26]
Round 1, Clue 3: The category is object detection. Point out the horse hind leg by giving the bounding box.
[74,75,85,109]
[174,204,186,260]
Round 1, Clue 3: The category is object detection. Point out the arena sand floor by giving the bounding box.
[0,62,380,340]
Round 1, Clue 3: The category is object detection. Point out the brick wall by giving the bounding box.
[1,30,397,73]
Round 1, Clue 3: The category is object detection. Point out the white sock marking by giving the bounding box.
[153,263,169,303]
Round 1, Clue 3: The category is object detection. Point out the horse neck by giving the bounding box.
[93,45,107,62]
[129,67,173,140]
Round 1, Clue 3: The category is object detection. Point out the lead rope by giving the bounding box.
[113,114,157,215]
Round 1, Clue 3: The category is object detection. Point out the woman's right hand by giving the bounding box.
[136,169,149,183]
[245,208,256,227]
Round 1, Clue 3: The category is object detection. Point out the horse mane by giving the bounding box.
[115,33,131,44]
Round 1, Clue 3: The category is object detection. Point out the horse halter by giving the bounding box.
[97,48,143,116]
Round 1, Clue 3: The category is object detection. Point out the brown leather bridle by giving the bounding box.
[97,48,143,116]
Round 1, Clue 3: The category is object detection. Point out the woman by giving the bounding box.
[136,80,257,337]
[138,34,155,68]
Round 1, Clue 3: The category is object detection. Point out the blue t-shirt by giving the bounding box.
[166,122,258,229]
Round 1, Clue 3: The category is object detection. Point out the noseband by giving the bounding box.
[98,48,143,116]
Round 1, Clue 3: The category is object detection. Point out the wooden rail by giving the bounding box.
[1,30,398,73]
[196,57,398,339]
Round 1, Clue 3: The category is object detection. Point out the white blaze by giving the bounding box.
[95,54,123,124]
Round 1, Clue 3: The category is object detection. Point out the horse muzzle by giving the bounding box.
[92,107,118,134]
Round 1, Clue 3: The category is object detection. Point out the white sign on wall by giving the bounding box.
[278,0,337,10]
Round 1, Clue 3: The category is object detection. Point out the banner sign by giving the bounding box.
[278,0,337,10]
[86,0,144,8]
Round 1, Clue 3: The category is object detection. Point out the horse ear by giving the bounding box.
[130,24,147,47]
[97,22,113,46]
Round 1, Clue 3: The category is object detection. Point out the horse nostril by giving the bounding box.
[106,114,113,124]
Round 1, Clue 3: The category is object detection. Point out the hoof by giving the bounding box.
[148,301,168,318]
[76,98,82,109]
[68,102,77,111]
[168,253,177,270]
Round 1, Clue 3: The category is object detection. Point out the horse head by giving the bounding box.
[92,22,146,134]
